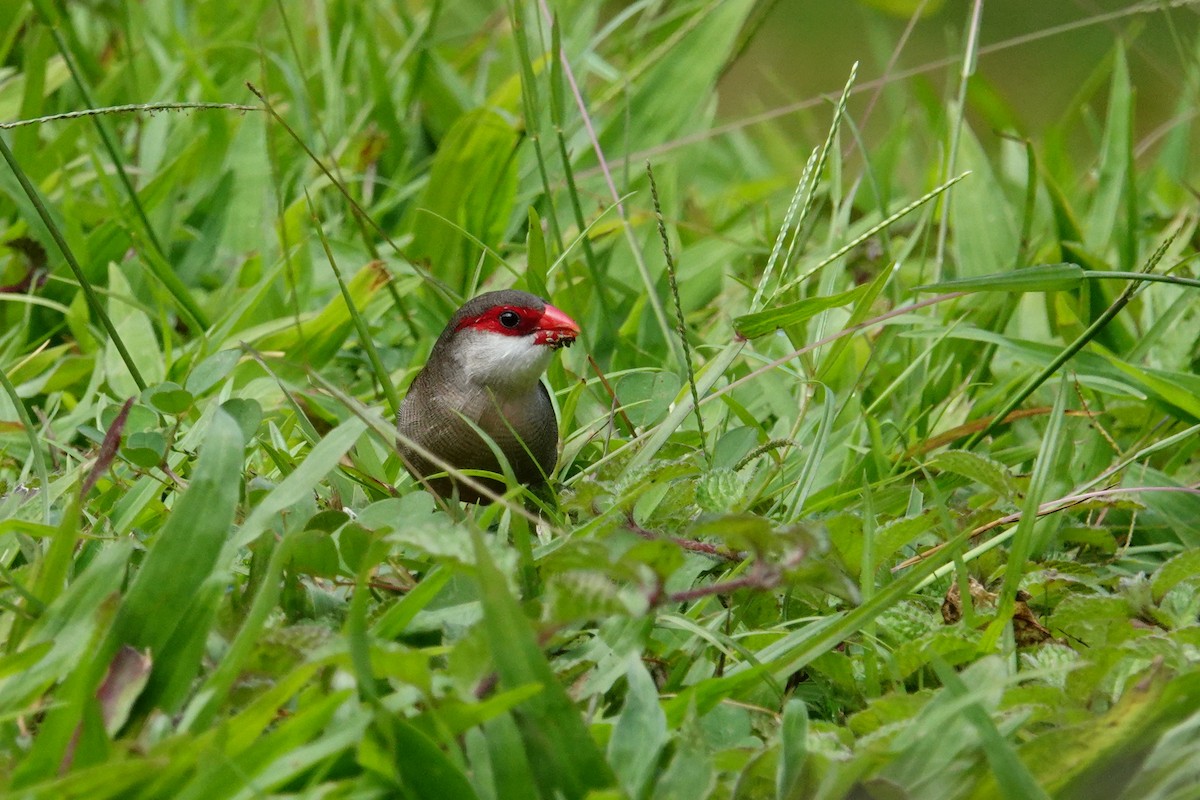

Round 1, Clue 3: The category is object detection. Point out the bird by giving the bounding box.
[397,289,580,502]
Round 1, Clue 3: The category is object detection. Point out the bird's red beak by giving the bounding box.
[536,303,580,349]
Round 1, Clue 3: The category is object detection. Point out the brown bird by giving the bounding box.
[397,289,580,502]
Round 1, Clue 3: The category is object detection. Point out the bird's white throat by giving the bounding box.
[452,329,555,394]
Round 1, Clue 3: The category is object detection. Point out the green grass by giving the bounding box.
[1,1,1199,797]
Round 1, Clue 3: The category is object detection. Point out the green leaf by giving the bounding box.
[471,528,614,797]
[929,450,1023,503]
[775,699,809,800]
[948,122,1019,278]
[526,206,549,299]
[733,285,869,339]
[377,714,481,800]
[650,715,715,800]
[608,656,668,799]
[0,541,132,717]
[1004,670,1200,798]
[142,381,193,415]
[1151,548,1200,602]
[914,263,1087,293]
[403,109,519,291]
[288,529,341,578]
[103,263,165,397]
[858,0,945,14]
[109,410,243,705]
[617,370,682,428]
[219,397,263,442]
[122,430,166,469]
[337,522,372,573]
[185,349,241,396]
[596,0,755,160]
[480,712,540,800]
[1086,44,1135,268]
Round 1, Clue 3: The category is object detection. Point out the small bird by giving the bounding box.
[397,289,580,502]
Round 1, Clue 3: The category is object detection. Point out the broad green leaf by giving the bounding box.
[471,529,614,797]
[949,122,1019,278]
[996,671,1200,798]
[288,529,341,578]
[481,712,540,800]
[103,263,165,397]
[121,430,166,469]
[403,108,519,291]
[650,715,715,800]
[111,410,243,658]
[608,656,668,799]
[617,370,682,428]
[185,349,241,396]
[1151,549,1200,603]
[775,699,810,800]
[377,714,481,800]
[596,0,755,160]
[0,541,132,717]
[142,382,193,415]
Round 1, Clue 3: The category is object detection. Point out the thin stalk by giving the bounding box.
[934,0,984,281]
[646,162,709,466]
[307,193,401,417]
[546,13,610,317]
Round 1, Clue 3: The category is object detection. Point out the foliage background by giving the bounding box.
[0,0,1198,798]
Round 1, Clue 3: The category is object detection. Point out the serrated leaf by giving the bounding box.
[688,513,775,554]
[872,511,939,571]
[1151,549,1200,603]
[929,450,1023,502]
[545,572,647,624]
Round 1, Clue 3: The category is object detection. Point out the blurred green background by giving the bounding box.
[721,0,1196,149]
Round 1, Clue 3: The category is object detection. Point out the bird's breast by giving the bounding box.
[398,378,558,489]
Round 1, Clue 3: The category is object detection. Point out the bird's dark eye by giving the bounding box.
[498,310,521,328]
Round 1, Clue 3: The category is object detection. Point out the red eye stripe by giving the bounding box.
[454,306,541,336]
